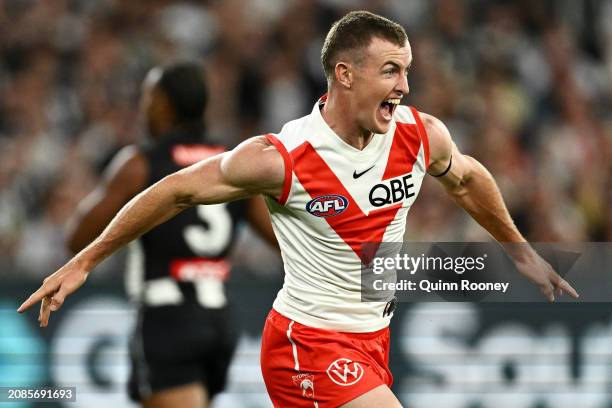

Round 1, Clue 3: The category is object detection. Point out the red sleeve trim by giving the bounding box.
[409,106,430,170]
[265,133,293,205]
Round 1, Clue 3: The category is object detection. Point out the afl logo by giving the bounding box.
[306,195,349,217]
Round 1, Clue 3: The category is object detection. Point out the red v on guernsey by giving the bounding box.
[290,120,421,264]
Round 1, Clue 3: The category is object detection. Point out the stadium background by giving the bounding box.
[1,0,611,407]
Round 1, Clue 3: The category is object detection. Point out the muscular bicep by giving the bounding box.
[172,135,285,206]
[66,146,149,253]
[421,112,474,191]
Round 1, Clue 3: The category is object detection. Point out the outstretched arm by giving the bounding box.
[421,112,578,301]
[18,136,285,325]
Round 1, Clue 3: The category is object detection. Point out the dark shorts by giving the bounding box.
[128,304,238,402]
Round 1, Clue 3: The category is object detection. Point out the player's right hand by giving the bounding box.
[17,260,90,327]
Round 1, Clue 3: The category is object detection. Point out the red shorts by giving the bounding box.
[260,308,393,407]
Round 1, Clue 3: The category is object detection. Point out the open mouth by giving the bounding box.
[379,98,401,121]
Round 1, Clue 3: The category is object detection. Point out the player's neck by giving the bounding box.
[321,93,374,151]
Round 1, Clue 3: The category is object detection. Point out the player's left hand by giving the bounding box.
[513,251,579,302]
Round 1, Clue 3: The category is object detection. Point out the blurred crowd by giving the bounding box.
[1,0,611,277]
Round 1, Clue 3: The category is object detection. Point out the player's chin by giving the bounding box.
[373,108,394,132]
[372,117,392,134]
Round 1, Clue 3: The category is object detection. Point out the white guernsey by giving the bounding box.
[265,97,429,332]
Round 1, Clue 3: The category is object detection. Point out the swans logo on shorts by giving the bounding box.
[306,195,349,217]
[292,373,315,398]
[326,358,364,386]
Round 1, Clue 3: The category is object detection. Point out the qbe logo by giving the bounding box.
[326,358,364,386]
[306,195,349,217]
[369,173,415,207]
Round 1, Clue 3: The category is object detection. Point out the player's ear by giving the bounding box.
[335,62,352,89]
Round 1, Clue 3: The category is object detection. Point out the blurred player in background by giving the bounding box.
[20,11,579,408]
[64,62,276,408]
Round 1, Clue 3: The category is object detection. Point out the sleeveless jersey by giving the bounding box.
[125,133,246,308]
[264,99,430,332]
